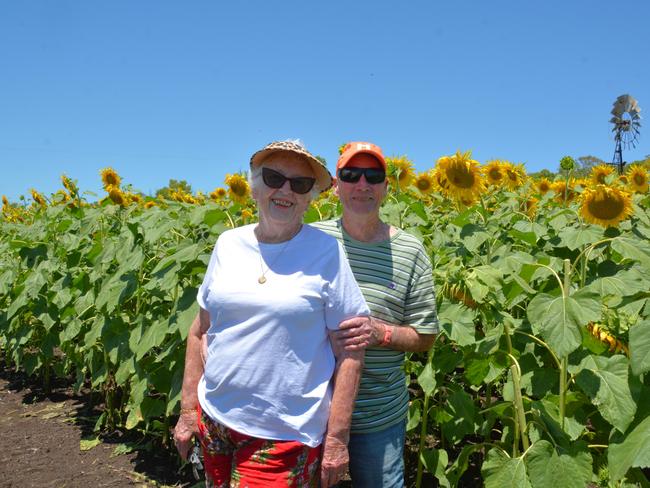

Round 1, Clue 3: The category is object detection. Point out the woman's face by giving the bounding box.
[252,153,315,231]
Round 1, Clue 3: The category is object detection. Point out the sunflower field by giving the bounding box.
[2,153,650,487]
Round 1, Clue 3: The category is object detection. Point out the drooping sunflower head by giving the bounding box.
[60,174,78,195]
[414,171,435,195]
[386,156,415,190]
[100,167,121,190]
[502,162,526,190]
[225,173,251,204]
[108,187,126,206]
[626,164,649,193]
[241,208,254,221]
[144,201,156,209]
[520,195,539,218]
[552,180,577,203]
[483,160,506,187]
[210,187,227,201]
[590,164,616,185]
[536,177,552,195]
[432,150,485,202]
[30,189,47,206]
[128,193,142,205]
[580,185,633,228]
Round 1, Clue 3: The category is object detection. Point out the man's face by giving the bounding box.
[335,153,387,217]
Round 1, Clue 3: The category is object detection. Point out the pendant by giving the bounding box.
[258,276,267,284]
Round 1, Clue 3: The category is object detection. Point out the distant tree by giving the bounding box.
[155,179,193,199]
[529,168,556,180]
[315,155,327,166]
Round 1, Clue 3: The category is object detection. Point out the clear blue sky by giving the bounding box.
[2,1,649,201]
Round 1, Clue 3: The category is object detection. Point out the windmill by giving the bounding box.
[610,94,642,173]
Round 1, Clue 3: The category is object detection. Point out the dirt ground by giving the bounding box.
[0,365,438,488]
[0,367,199,488]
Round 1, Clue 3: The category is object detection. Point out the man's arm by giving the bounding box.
[173,307,210,460]
[334,316,436,353]
[320,318,366,487]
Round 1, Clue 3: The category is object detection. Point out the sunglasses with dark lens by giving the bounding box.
[337,167,386,184]
[262,167,316,194]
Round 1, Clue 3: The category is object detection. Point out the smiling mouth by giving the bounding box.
[272,199,293,208]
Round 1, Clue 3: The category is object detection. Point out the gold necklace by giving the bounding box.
[256,226,300,284]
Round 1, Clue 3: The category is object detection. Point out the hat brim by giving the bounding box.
[250,148,332,193]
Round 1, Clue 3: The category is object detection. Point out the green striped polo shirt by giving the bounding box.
[311,220,439,433]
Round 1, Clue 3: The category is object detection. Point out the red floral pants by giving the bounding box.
[197,407,321,487]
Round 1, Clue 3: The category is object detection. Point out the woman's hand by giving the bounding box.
[320,434,349,487]
[173,412,199,460]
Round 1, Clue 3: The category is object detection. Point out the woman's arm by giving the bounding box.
[320,316,367,487]
[173,307,211,460]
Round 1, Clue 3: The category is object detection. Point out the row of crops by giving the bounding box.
[2,152,650,487]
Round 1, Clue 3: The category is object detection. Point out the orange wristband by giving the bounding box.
[380,325,393,347]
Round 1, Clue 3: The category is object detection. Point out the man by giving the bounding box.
[312,141,438,487]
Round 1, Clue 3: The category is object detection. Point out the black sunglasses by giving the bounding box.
[337,167,386,184]
[262,167,316,194]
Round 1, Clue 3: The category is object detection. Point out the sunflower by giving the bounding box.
[413,171,435,195]
[108,187,126,206]
[144,201,156,209]
[241,209,254,220]
[338,143,348,155]
[502,162,526,190]
[30,189,47,206]
[210,187,227,201]
[225,173,251,204]
[590,164,616,185]
[100,167,121,190]
[483,160,506,187]
[580,185,633,228]
[128,193,142,205]
[1,195,8,207]
[61,174,78,195]
[386,156,415,191]
[432,151,485,202]
[574,178,590,189]
[552,180,577,203]
[626,164,649,193]
[536,177,552,195]
[520,195,538,218]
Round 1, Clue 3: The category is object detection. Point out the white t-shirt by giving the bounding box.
[196,224,369,447]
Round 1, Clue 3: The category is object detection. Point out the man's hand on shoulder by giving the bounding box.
[332,316,384,351]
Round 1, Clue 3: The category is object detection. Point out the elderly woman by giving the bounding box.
[173,140,370,487]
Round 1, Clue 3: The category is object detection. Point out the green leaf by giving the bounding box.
[558,225,602,250]
[611,236,650,268]
[585,268,648,307]
[482,449,531,488]
[438,301,476,346]
[80,437,101,451]
[417,362,437,396]
[420,448,449,486]
[527,289,600,358]
[608,415,650,481]
[406,399,422,432]
[629,317,650,376]
[575,354,636,433]
[525,440,592,488]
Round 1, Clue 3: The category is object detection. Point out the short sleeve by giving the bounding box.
[197,239,221,310]
[324,241,370,330]
[404,248,439,334]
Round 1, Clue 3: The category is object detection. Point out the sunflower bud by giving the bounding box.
[560,156,575,171]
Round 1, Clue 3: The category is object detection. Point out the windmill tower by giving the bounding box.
[610,94,642,173]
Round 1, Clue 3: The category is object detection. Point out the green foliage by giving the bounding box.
[1,172,650,487]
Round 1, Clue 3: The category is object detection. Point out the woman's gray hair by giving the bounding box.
[249,160,322,200]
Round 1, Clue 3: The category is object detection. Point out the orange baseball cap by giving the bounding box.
[336,141,386,170]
